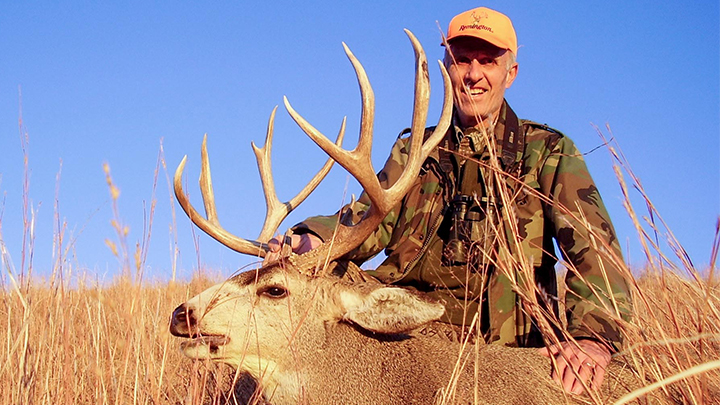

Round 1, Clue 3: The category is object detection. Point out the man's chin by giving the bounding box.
[455,105,486,126]
[456,112,485,129]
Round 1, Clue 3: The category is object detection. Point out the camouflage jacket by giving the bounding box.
[294,101,631,351]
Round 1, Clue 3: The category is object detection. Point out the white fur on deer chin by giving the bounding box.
[238,356,299,405]
[236,355,279,379]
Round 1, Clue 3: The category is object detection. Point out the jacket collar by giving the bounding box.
[428,100,524,170]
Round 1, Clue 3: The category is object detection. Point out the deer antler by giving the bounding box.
[252,107,347,242]
[283,29,453,273]
[174,110,345,257]
[174,29,452,268]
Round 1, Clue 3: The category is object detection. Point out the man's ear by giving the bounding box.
[505,62,518,89]
[338,286,445,334]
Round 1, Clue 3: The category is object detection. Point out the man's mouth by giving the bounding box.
[465,87,487,96]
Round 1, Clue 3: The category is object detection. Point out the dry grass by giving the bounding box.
[620,271,720,404]
[0,273,240,405]
[601,126,720,404]
[1,269,718,404]
[0,128,240,404]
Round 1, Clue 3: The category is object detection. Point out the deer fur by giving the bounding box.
[170,261,649,405]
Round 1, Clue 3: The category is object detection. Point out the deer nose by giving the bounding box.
[169,303,196,337]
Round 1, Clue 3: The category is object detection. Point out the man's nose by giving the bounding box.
[465,60,484,83]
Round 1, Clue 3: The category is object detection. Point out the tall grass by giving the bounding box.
[0,272,233,404]
[600,127,720,404]
[0,122,235,404]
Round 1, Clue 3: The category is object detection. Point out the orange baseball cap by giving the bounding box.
[445,7,518,55]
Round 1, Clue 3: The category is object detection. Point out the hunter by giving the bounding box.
[267,6,631,396]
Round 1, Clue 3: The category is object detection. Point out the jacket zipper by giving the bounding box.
[401,159,451,276]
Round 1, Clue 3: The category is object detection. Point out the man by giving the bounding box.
[268,7,631,396]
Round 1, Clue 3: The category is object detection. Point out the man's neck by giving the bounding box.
[460,111,500,136]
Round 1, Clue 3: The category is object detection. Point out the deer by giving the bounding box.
[169,30,650,405]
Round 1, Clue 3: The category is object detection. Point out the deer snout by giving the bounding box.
[169,303,196,337]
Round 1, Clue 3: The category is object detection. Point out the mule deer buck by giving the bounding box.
[170,31,647,404]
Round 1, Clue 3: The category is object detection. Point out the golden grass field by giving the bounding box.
[1,132,719,404]
[1,262,718,404]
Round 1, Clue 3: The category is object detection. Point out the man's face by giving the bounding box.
[445,37,518,129]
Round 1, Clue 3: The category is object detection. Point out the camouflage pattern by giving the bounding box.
[294,101,631,351]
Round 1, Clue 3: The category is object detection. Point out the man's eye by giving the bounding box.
[258,286,288,298]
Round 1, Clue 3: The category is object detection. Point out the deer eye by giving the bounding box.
[258,285,288,299]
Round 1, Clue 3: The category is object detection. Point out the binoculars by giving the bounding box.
[443,194,485,266]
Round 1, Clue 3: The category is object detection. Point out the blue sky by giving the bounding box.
[1,1,718,282]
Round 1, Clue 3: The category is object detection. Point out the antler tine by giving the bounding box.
[284,48,382,213]
[320,30,453,261]
[174,135,267,256]
[370,30,451,206]
[284,29,453,274]
[253,106,347,242]
[380,29,431,209]
[284,43,385,211]
[199,135,218,225]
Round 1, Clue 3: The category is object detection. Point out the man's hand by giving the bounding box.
[538,339,612,395]
[264,232,322,264]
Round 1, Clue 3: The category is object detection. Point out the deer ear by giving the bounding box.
[339,286,445,334]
